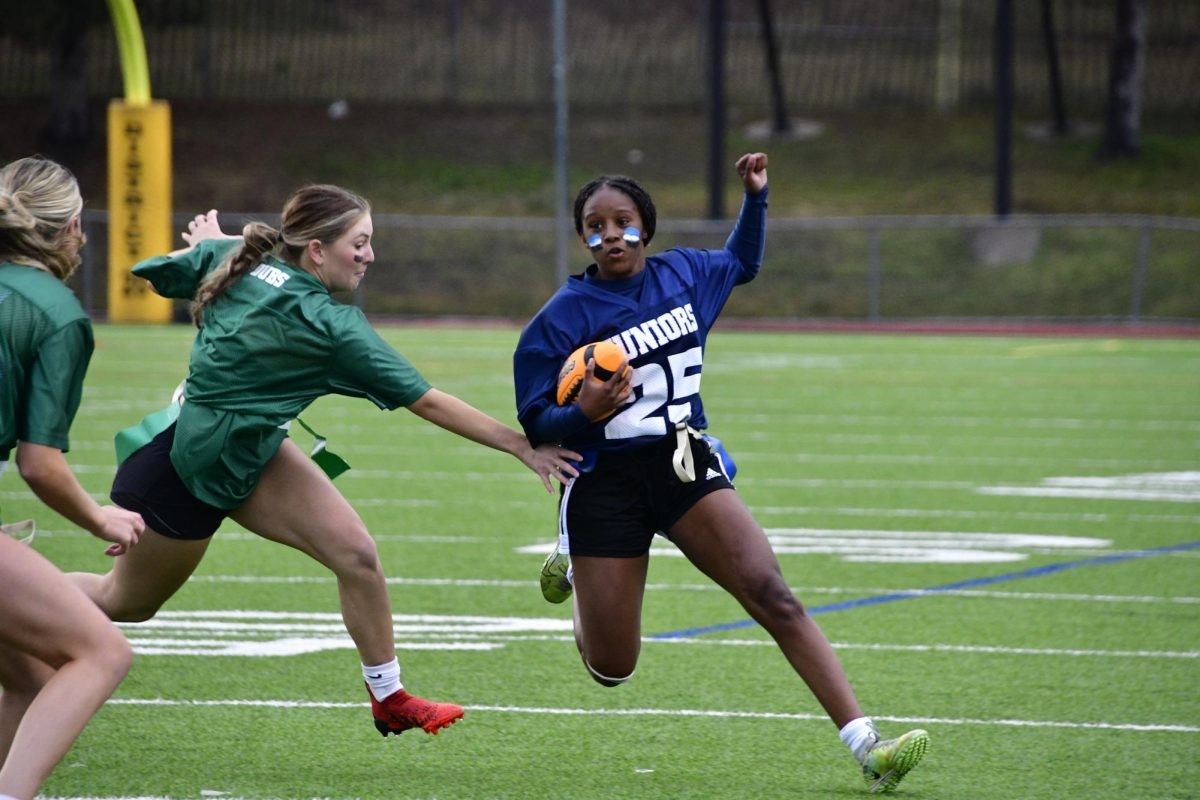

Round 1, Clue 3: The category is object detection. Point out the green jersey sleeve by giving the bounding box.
[328,306,431,409]
[20,319,94,452]
[132,238,243,299]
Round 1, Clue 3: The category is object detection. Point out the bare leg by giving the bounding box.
[0,651,51,767]
[230,438,395,665]
[668,489,864,728]
[570,553,649,685]
[0,536,132,800]
[69,528,210,621]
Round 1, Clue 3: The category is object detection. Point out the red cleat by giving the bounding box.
[369,687,464,736]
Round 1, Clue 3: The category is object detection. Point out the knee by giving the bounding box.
[101,594,164,624]
[92,630,133,685]
[744,574,807,624]
[580,645,638,687]
[75,618,133,677]
[73,570,164,623]
[584,658,636,687]
[326,523,382,579]
[109,605,159,623]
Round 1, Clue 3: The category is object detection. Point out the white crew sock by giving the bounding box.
[1,793,22,800]
[362,658,403,701]
[839,716,880,763]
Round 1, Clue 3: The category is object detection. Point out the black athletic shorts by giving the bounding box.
[560,431,734,558]
[110,423,228,540]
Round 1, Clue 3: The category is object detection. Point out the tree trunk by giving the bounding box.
[1097,0,1146,160]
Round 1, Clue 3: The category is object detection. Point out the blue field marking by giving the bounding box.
[648,540,1200,640]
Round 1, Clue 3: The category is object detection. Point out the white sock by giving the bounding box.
[0,794,22,800]
[362,658,403,701]
[839,716,880,763]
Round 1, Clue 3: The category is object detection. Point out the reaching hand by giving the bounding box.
[182,209,239,247]
[526,443,583,494]
[94,505,146,557]
[736,152,768,194]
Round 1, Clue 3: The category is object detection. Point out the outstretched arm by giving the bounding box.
[15,442,144,556]
[407,388,581,492]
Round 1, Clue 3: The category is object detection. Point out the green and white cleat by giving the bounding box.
[861,729,929,793]
[539,542,572,604]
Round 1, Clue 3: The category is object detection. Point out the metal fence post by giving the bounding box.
[81,214,98,317]
[868,224,882,321]
[1130,225,1151,323]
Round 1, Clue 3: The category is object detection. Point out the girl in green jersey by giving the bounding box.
[0,156,146,800]
[70,184,580,737]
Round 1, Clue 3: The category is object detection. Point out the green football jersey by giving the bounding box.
[133,240,431,508]
[0,261,94,462]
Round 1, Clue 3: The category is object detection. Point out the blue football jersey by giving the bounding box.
[514,189,767,456]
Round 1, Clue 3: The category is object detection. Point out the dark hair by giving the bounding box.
[572,175,656,245]
[191,184,370,325]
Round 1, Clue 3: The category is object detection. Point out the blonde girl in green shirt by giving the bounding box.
[69,184,580,737]
[0,156,146,800]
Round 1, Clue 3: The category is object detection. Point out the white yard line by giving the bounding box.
[100,697,1199,734]
[182,575,1200,605]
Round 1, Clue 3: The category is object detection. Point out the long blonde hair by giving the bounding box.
[0,156,85,280]
[191,184,370,325]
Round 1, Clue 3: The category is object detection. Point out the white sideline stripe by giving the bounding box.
[101,697,1198,733]
[182,576,1200,605]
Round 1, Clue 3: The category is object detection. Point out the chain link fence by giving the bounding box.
[77,209,1200,326]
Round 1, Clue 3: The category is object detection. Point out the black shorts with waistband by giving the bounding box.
[110,423,228,541]
[559,432,734,559]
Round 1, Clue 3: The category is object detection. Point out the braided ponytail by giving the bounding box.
[190,221,280,325]
[189,184,369,326]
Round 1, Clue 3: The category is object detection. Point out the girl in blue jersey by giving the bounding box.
[513,154,928,793]
[0,156,144,800]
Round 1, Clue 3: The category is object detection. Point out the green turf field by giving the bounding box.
[8,324,1199,800]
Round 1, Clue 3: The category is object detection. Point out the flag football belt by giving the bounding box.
[671,423,705,483]
[114,385,350,480]
[0,461,36,544]
[0,518,36,544]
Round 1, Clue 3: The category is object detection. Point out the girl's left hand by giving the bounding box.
[182,209,239,247]
[735,152,768,194]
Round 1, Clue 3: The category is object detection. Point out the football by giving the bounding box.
[556,341,628,408]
